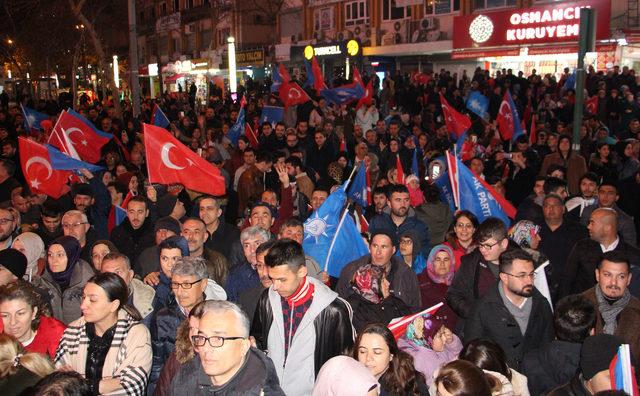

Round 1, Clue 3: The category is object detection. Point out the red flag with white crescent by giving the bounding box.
[497,92,516,141]
[396,155,405,185]
[279,81,311,108]
[144,123,225,196]
[586,95,598,115]
[19,137,71,198]
[439,93,471,138]
[388,303,443,340]
[245,123,259,149]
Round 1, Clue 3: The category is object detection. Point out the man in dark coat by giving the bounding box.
[336,231,422,312]
[521,294,596,396]
[110,196,155,264]
[464,249,554,371]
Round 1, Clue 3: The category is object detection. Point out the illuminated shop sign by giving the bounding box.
[295,40,361,61]
[453,0,610,49]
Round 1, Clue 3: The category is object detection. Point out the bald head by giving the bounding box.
[588,208,618,244]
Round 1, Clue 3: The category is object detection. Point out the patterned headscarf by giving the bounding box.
[426,244,455,285]
[508,220,540,249]
[351,264,385,304]
[405,313,444,349]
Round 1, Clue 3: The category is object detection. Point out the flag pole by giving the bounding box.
[324,208,350,272]
[343,162,359,191]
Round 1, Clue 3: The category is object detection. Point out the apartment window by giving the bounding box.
[200,29,212,50]
[185,34,196,53]
[139,11,145,23]
[160,3,167,16]
[345,1,369,26]
[172,36,181,53]
[173,0,180,12]
[425,0,460,15]
[474,0,516,10]
[218,28,230,46]
[158,35,169,55]
[186,0,193,9]
[382,0,411,21]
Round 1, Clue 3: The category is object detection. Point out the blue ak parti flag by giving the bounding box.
[228,107,245,146]
[271,65,282,93]
[303,185,369,277]
[455,131,468,158]
[259,106,284,127]
[114,205,127,226]
[151,104,170,129]
[320,83,365,106]
[45,144,104,173]
[66,108,113,140]
[455,155,512,225]
[563,70,576,90]
[411,148,419,176]
[347,163,368,208]
[21,105,49,132]
[466,91,489,120]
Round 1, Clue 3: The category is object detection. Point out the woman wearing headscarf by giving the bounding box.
[417,244,458,331]
[11,232,45,281]
[508,220,547,267]
[397,314,462,386]
[313,356,380,396]
[345,264,411,332]
[39,236,94,324]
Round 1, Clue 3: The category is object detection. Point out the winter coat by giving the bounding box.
[582,287,640,362]
[24,315,66,359]
[251,277,354,396]
[37,259,94,324]
[129,278,155,322]
[55,310,152,396]
[167,348,284,395]
[417,272,458,332]
[336,255,422,312]
[346,291,411,333]
[150,298,185,392]
[415,201,452,246]
[110,219,156,265]
[225,262,260,302]
[521,340,581,396]
[546,375,592,396]
[398,335,462,386]
[464,283,555,371]
[561,237,640,298]
[369,209,431,257]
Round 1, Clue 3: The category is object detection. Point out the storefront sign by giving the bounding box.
[236,49,265,67]
[156,13,181,34]
[190,58,209,71]
[451,48,520,59]
[296,40,361,61]
[453,0,610,49]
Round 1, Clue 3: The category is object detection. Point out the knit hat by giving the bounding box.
[580,334,624,380]
[157,194,179,218]
[154,216,182,236]
[0,249,27,279]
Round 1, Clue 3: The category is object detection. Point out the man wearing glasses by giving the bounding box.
[447,217,516,335]
[0,207,16,250]
[149,256,226,393]
[464,249,554,371]
[61,210,94,264]
[169,300,284,394]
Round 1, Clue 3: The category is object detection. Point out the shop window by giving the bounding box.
[173,0,180,12]
[345,1,369,26]
[474,0,515,10]
[382,0,411,21]
[425,0,460,15]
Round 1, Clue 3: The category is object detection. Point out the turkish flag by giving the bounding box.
[439,93,471,138]
[278,63,291,83]
[311,57,325,93]
[352,67,364,88]
[497,93,516,141]
[143,123,225,196]
[245,123,259,149]
[530,115,537,145]
[19,138,71,199]
[279,81,311,108]
[396,155,405,185]
[48,110,111,163]
[586,95,598,114]
[357,79,374,109]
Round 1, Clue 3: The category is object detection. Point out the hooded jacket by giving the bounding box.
[251,277,354,396]
[167,348,284,396]
[37,259,94,325]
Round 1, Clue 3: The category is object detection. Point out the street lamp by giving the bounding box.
[6,39,13,45]
[113,55,119,88]
[227,36,237,94]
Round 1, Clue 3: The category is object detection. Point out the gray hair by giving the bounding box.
[199,300,250,337]
[171,256,209,280]
[240,225,270,244]
[62,210,88,224]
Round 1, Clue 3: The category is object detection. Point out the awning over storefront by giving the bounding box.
[363,40,453,57]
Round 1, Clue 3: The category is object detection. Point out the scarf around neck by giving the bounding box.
[595,285,631,335]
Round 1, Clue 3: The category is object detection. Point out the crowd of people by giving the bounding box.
[0,63,637,395]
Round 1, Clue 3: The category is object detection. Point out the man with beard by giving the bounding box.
[237,239,275,319]
[464,249,554,370]
[565,172,599,221]
[0,207,16,250]
[581,251,640,360]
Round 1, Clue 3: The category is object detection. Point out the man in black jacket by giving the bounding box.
[561,207,640,299]
[250,239,353,396]
[110,196,155,264]
[465,249,554,370]
[169,300,284,395]
[521,294,596,396]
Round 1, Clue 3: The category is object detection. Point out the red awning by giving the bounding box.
[163,73,185,83]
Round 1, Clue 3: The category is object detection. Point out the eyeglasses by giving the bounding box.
[478,239,503,250]
[61,222,87,229]
[191,335,246,348]
[399,239,413,245]
[0,218,13,225]
[455,223,474,230]
[502,272,536,280]
[170,279,203,289]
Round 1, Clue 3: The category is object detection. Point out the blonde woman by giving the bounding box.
[0,333,54,395]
